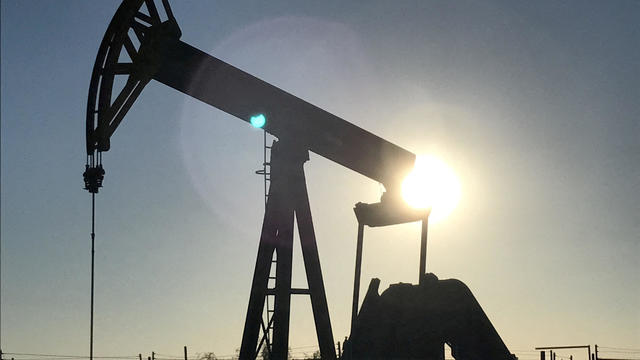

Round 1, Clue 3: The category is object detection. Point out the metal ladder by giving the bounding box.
[255,129,275,356]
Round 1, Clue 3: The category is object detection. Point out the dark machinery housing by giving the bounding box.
[345,275,517,360]
[85,1,516,359]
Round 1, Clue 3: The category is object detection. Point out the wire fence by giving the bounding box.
[3,345,639,360]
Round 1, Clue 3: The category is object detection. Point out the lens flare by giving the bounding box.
[250,114,266,128]
[402,155,461,223]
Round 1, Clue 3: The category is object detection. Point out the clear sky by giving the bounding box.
[1,0,639,359]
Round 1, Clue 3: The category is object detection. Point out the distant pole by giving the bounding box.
[418,213,429,285]
[184,346,187,360]
[541,351,546,360]
[351,222,365,333]
[152,352,155,360]
[595,345,598,360]
[337,341,341,358]
[139,354,142,360]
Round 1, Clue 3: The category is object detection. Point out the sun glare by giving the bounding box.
[402,155,461,223]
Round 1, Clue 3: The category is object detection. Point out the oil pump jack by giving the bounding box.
[84,1,515,360]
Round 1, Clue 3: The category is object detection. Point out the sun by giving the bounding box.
[402,155,461,223]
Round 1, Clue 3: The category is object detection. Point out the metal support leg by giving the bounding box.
[271,200,295,359]
[240,142,335,360]
[295,172,337,360]
[239,195,279,359]
[351,222,365,333]
[419,215,429,285]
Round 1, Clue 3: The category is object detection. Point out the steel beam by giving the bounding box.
[151,39,415,193]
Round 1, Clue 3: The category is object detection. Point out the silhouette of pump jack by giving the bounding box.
[344,274,517,360]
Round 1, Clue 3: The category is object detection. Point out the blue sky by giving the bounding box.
[1,1,638,358]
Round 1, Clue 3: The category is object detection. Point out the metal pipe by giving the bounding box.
[351,222,365,333]
[419,215,429,285]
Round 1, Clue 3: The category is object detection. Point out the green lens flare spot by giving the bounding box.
[250,114,266,128]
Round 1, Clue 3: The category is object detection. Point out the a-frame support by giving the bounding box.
[239,141,336,360]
